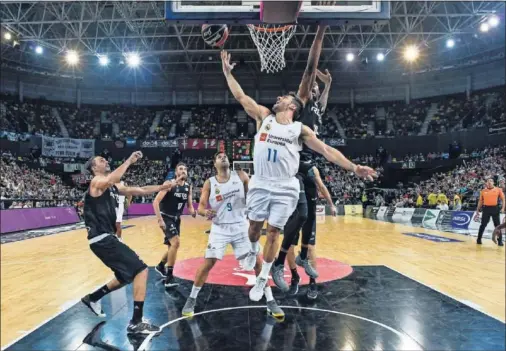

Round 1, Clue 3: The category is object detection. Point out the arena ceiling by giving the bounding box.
[1,1,505,85]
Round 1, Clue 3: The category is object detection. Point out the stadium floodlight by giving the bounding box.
[446,39,455,48]
[345,53,354,62]
[376,53,385,62]
[35,46,43,54]
[98,55,109,66]
[66,50,79,65]
[488,16,499,27]
[404,45,419,62]
[125,53,141,67]
[480,22,490,32]
[4,32,12,41]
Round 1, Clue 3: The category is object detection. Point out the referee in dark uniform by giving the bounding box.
[475,177,505,245]
[81,151,173,334]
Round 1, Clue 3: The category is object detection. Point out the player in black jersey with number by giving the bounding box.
[153,162,196,288]
[81,151,174,335]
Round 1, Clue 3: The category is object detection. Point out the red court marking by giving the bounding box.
[174,255,353,287]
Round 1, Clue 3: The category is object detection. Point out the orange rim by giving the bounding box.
[247,24,294,33]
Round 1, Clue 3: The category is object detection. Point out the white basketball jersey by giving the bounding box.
[254,115,303,180]
[209,171,247,225]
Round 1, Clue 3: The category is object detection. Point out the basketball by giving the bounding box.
[201,24,229,47]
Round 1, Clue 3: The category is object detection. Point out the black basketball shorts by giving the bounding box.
[163,215,181,245]
[90,235,147,284]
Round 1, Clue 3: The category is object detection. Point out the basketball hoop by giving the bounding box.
[247,24,297,74]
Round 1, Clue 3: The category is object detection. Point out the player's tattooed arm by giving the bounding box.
[221,50,270,125]
[300,125,378,181]
[236,170,250,197]
[198,179,216,220]
[188,185,196,217]
[316,69,332,112]
[312,167,336,214]
[297,25,327,104]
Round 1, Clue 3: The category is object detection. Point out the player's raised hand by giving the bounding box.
[221,50,236,75]
[127,151,143,164]
[354,165,378,181]
[316,69,332,85]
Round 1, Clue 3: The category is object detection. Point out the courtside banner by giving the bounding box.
[377,206,388,218]
[393,208,415,222]
[316,205,325,216]
[451,211,473,229]
[411,208,426,224]
[369,206,379,219]
[422,209,440,227]
[468,213,506,232]
[436,210,453,227]
[386,207,396,219]
[344,205,363,216]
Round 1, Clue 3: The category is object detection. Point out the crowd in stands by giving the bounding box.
[1,86,504,141]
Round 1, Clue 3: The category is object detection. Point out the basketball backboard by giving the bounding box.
[165,1,391,24]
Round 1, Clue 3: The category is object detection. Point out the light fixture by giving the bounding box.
[488,16,499,27]
[125,53,141,67]
[345,53,354,62]
[376,53,385,62]
[480,22,490,32]
[98,55,109,66]
[35,46,43,54]
[446,38,455,48]
[66,50,79,65]
[4,32,12,41]
[403,45,419,62]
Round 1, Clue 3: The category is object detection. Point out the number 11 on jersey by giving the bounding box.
[267,148,278,163]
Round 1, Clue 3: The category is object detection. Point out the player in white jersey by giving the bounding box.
[222,28,377,302]
[181,152,285,320]
[115,181,132,240]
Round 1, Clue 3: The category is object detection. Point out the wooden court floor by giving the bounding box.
[1,215,505,348]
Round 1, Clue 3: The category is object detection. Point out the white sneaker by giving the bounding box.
[249,276,268,301]
[241,251,257,271]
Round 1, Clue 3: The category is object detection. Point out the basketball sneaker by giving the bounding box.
[241,243,261,271]
[287,276,300,296]
[155,264,167,278]
[266,300,285,321]
[127,318,161,335]
[306,283,318,300]
[81,295,106,317]
[182,297,197,317]
[271,264,289,292]
[249,276,268,301]
[164,276,179,288]
[295,254,319,279]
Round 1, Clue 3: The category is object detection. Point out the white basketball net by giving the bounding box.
[247,24,297,74]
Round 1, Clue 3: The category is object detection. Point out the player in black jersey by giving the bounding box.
[81,151,174,335]
[153,162,196,288]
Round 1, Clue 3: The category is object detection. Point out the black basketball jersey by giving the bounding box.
[84,185,119,239]
[160,182,190,217]
[299,99,323,162]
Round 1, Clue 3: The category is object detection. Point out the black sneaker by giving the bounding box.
[127,319,161,335]
[498,240,504,247]
[306,283,318,300]
[287,276,300,296]
[164,276,179,288]
[477,238,482,245]
[155,264,167,278]
[81,294,106,317]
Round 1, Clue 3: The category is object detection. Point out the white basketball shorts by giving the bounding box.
[246,175,300,229]
[205,222,251,260]
[116,203,125,223]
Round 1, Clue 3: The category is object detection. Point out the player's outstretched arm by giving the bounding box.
[312,166,337,215]
[197,179,216,220]
[301,125,378,181]
[221,51,270,126]
[316,69,332,113]
[297,26,327,104]
[118,174,184,197]
[236,170,250,196]
[187,185,196,217]
[91,151,142,191]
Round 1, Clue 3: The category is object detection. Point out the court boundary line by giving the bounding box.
[384,265,505,323]
[0,279,110,351]
[137,305,423,351]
